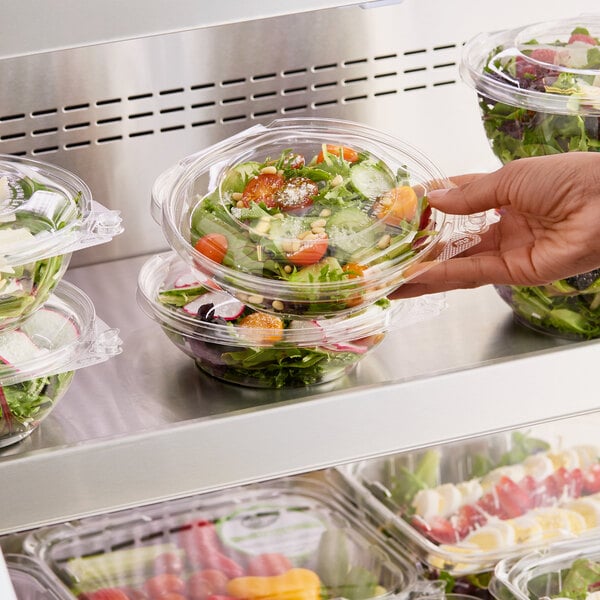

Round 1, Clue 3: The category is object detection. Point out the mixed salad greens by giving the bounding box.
[0,171,81,329]
[496,273,600,340]
[470,24,600,339]
[188,144,434,316]
[0,372,74,444]
[157,280,388,388]
[478,26,600,162]
[548,558,600,600]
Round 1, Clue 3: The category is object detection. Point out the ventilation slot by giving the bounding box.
[0,40,463,156]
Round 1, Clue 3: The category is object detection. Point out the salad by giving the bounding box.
[137,253,396,389]
[461,20,600,339]
[340,433,600,577]
[188,144,434,316]
[154,119,485,319]
[495,272,600,340]
[26,478,417,600]
[0,154,123,331]
[0,280,122,447]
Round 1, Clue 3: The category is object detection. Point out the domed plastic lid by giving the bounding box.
[137,252,447,348]
[152,119,487,316]
[0,154,123,268]
[462,16,600,115]
[0,280,122,386]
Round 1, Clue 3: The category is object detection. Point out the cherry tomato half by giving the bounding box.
[194,233,229,264]
[241,172,285,208]
[287,234,328,266]
[277,177,319,211]
[316,144,359,163]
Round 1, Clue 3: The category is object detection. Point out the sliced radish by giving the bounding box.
[323,341,369,354]
[174,273,203,288]
[20,307,80,348]
[0,330,48,367]
[183,291,245,320]
[288,319,326,342]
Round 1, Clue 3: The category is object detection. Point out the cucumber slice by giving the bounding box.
[349,160,395,199]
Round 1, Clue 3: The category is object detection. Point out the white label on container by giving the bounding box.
[217,503,326,560]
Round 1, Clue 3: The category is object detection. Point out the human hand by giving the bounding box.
[390,152,600,299]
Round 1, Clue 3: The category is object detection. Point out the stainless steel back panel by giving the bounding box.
[0,1,595,265]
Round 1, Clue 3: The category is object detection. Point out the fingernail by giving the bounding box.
[428,188,450,199]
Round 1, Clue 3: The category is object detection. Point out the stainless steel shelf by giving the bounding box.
[0,254,598,535]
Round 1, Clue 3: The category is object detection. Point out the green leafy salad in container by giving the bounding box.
[0,154,123,332]
[152,118,489,319]
[490,537,600,600]
[137,252,446,389]
[0,280,122,447]
[461,17,600,339]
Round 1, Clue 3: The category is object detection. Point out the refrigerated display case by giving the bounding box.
[0,0,599,571]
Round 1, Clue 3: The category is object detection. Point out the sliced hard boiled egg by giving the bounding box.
[412,489,443,521]
[457,479,483,505]
[533,507,587,540]
[547,448,581,470]
[437,483,463,518]
[523,453,555,480]
[461,520,516,551]
[481,465,526,490]
[510,514,543,544]
[563,497,600,530]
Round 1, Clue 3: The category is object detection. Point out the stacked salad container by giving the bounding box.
[143,117,491,388]
[461,16,600,339]
[0,154,123,447]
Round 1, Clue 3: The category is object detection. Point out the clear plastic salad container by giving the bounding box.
[151,117,488,319]
[489,538,600,600]
[6,554,73,600]
[24,475,420,600]
[334,425,600,577]
[0,280,122,447]
[136,251,446,388]
[0,154,123,332]
[461,17,600,339]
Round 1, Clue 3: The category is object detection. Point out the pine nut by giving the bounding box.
[311,218,327,228]
[319,209,331,217]
[261,166,278,174]
[231,192,243,201]
[377,234,391,249]
[236,200,245,208]
[311,226,325,235]
[272,300,285,311]
[283,264,293,273]
[331,174,344,187]
[248,294,263,304]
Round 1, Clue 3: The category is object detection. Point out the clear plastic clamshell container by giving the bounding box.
[136,251,446,388]
[490,537,600,600]
[0,154,123,331]
[24,475,420,600]
[0,280,122,447]
[333,419,600,576]
[6,554,73,600]
[151,117,489,319]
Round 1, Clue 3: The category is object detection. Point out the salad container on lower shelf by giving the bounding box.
[333,422,600,578]
[24,475,420,600]
[151,117,488,319]
[0,280,122,447]
[6,554,73,600]
[0,154,123,332]
[489,538,600,600]
[136,251,446,388]
[461,17,600,339]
